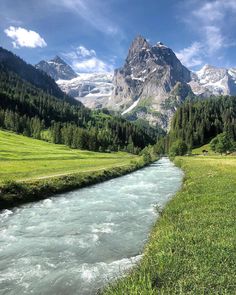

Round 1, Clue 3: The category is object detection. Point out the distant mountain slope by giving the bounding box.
[189,64,236,97]
[57,72,114,108]
[36,56,78,81]
[0,47,76,104]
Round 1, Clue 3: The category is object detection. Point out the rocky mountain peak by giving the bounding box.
[156,41,166,47]
[51,55,66,64]
[36,56,78,81]
[108,35,192,129]
[127,35,150,60]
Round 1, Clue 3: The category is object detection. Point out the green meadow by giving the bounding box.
[103,155,236,294]
[0,129,139,183]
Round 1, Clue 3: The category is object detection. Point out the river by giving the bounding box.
[0,158,183,295]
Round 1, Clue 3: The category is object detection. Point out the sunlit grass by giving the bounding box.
[0,129,139,183]
[103,156,236,294]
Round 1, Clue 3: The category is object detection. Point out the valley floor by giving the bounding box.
[103,155,236,294]
[0,130,139,183]
[0,130,144,209]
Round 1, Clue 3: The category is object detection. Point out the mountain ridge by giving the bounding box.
[34,36,236,129]
[0,47,76,103]
[106,35,193,129]
[36,56,78,81]
[189,64,236,97]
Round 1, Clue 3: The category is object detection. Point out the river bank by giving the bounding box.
[0,157,154,210]
[103,156,236,294]
[0,129,158,210]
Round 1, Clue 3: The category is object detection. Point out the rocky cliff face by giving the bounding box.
[107,36,193,129]
[36,56,78,81]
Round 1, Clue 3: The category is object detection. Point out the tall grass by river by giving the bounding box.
[103,156,236,294]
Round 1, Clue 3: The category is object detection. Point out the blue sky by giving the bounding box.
[1,0,236,72]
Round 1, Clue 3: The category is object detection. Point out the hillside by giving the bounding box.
[0,129,139,183]
[169,96,236,148]
[0,47,76,103]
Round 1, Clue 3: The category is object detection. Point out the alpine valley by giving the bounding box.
[36,35,236,130]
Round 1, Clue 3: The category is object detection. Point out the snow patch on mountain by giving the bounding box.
[122,98,141,115]
[57,72,114,108]
[189,64,236,96]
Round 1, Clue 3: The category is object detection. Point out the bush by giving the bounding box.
[210,132,235,154]
[169,140,188,156]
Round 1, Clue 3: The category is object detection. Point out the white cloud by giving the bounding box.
[73,57,113,72]
[193,0,236,23]
[76,46,96,58]
[176,42,204,68]
[63,45,113,73]
[205,25,224,53]
[4,26,47,48]
[193,1,224,22]
[178,0,236,68]
[192,1,236,51]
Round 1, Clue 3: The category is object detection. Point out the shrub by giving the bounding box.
[210,132,235,154]
[169,140,188,156]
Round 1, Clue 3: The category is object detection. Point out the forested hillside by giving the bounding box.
[169,96,236,148]
[0,47,75,103]
[0,48,158,153]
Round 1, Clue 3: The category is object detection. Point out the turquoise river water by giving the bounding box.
[0,158,183,295]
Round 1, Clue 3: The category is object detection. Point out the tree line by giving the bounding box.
[154,96,236,155]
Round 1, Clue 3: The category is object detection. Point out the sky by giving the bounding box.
[1,0,236,73]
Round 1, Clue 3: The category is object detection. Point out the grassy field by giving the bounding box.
[0,129,139,183]
[192,143,214,155]
[103,156,236,294]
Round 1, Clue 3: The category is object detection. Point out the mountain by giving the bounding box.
[34,36,236,131]
[0,47,76,103]
[106,36,193,129]
[57,72,113,108]
[189,64,236,97]
[0,46,158,153]
[36,56,78,81]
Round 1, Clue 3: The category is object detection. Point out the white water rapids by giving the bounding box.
[0,158,183,294]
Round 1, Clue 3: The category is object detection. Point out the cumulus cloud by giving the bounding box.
[4,26,47,48]
[63,45,113,73]
[176,42,203,68]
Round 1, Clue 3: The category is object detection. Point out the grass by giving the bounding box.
[0,129,148,209]
[0,129,139,183]
[192,143,215,155]
[102,155,236,294]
